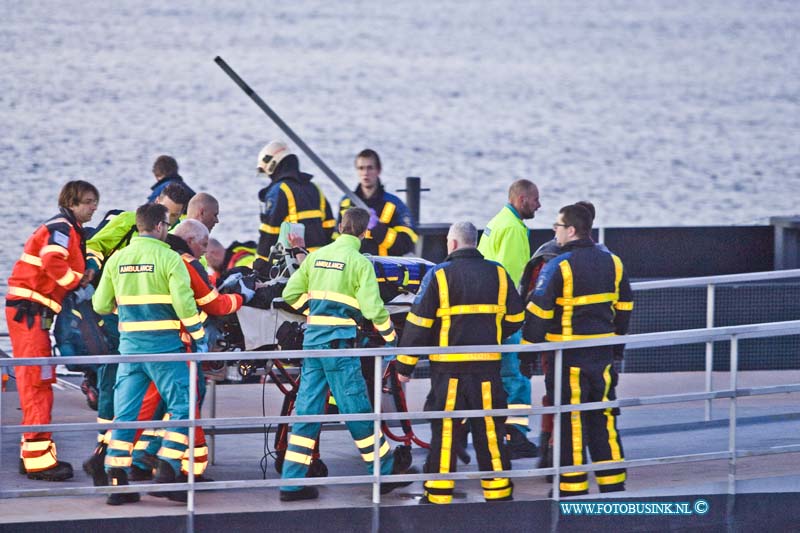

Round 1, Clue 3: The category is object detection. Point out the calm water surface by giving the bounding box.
[2,0,799,287]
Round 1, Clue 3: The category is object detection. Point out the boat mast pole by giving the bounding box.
[214,56,367,210]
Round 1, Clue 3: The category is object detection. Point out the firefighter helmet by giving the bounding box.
[257,141,291,176]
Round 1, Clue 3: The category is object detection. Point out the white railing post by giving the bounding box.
[728,335,738,496]
[371,354,383,533]
[552,349,563,502]
[187,359,197,532]
[705,284,715,421]
[550,349,564,533]
[209,378,216,465]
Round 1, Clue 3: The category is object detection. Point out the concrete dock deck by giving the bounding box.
[2,370,800,532]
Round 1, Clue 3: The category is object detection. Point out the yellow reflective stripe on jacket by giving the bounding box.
[87,247,104,261]
[556,293,618,306]
[307,290,360,309]
[195,290,219,306]
[116,294,174,305]
[436,304,505,316]
[406,312,434,328]
[316,184,326,213]
[118,320,181,332]
[315,183,335,227]
[379,202,396,224]
[40,244,68,257]
[559,261,574,336]
[394,225,419,242]
[55,269,80,287]
[615,301,634,311]
[436,269,450,347]
[297,209,323,220]
[495,265,507,343]
[306,316,357,326]
[20,253,42,266]
[280,183,298,222]
[288,293,309,310]
[545,332,616,342]
[378,228,397,256]
[7,287,62,313]
[260,223,281,235]
[505,311,524,322]
[527,301,554,319]
[612,254,623,296]
[430,352,502,362]
[374,318,394,334]
[180,314,203,327]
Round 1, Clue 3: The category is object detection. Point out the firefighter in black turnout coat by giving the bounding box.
[396,221,524,504]
[522,203,633,497]
[254,140,336,277]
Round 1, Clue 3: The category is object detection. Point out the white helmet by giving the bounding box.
[257,140,291,176]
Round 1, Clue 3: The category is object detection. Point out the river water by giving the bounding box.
[2,0,800,283]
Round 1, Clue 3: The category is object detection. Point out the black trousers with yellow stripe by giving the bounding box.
[544,351,626,496]
[423,371,512,504]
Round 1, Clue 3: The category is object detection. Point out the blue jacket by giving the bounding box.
[337,182,418,256]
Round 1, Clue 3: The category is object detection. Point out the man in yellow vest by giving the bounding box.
[477,179,541,459]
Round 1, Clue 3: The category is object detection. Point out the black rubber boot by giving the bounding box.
[130,465,154,481]
[151,458,187,503]
[130,452,158,481]
[279,486,319,502]
[506,426,539,460]
[106,468,141,506]
[26,461,74,482]
[380,445,418,495]
[83,443,108,486]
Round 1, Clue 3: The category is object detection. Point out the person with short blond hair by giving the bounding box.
[477,179,542,459]
[186,192,219,232]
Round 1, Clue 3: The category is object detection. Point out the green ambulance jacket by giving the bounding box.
[477,204,531,286]
[282,234,396,346]
[86,210,138,272]
[92,235,205,354]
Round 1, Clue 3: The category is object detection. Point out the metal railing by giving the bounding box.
[3,319,800,532]
[630,267,800,420]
